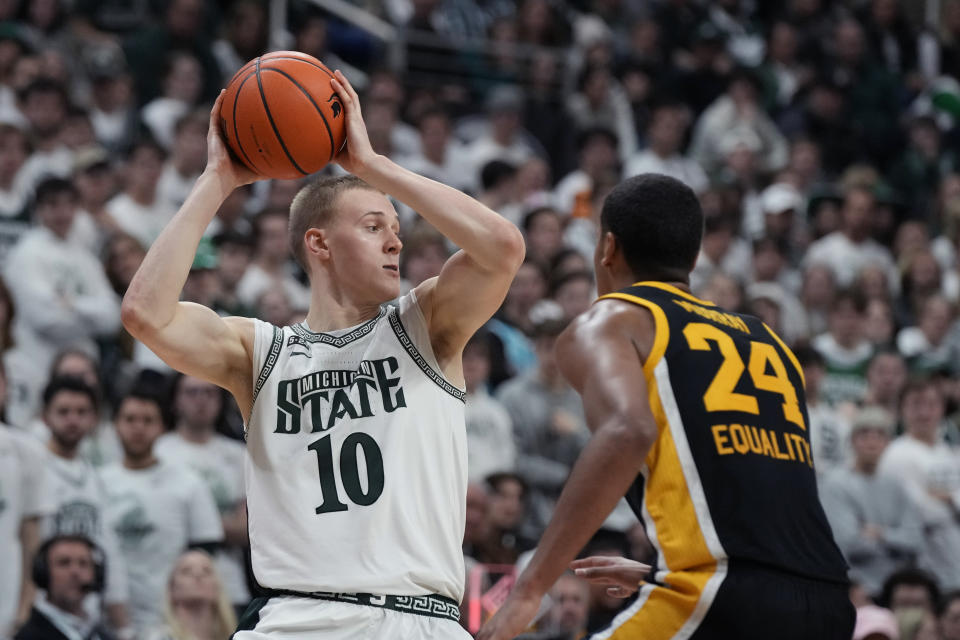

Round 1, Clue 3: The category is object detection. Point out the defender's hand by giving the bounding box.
[330,69,378,176]
[205,90,263,193]
[571,556,651,598]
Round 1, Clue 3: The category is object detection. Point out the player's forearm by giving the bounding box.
[513,421,650,597]
[356,155,525,272]
[122,172,229,335]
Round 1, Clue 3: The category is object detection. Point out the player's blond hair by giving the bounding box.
[161,550,237,640]
[288,175,381,272]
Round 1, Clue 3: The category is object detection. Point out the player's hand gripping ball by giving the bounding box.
[220,51,347,180]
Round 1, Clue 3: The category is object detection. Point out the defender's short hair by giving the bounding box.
[600,174,703,280]
[288,175,380,271]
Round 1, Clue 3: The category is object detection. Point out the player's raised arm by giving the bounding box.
[477,300,658,640]
[329,71,525,363]
[121,92,264,414]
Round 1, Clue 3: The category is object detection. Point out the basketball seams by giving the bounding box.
[230,73,265,175]
[254,56,308,176]
[259,67,336,164]
[222,53,340,179]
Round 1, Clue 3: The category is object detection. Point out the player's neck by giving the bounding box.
[613,272,690,294]
[303,297,382,333]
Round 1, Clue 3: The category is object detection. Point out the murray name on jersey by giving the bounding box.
[275,357,407,434]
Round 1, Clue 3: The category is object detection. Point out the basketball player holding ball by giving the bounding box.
[121,69,525,638]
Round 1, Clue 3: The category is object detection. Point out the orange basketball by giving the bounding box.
[220,51,347,180]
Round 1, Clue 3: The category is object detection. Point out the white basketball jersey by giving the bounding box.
[246,291,467,601]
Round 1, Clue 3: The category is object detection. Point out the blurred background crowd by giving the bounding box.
[0,0,959,639]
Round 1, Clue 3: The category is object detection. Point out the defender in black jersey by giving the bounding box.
[479,174,854,640]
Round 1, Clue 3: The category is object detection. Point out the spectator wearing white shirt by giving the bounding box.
[565,64,637,163]
[476,160,524,226]
[820,406,923,596]
[463,330,515,483]
[795,346,851,476]
[4,178,120,412]
[235,207,310,312]
[397,108,471,193]
[462,86,539,192]
[863,350,908,417]
[0,407,54,637]
[16,78,72,190]
[879,379,960,590]
[71,147,120,255]
[623,103,707,194]
[690,212,753,292]
[101,387,223,635]
[553,127,620,216]
[39,376,130,635]
[897,295,956,374]
[154,375,249,610]
[155,110,206,212]
[106,139,176,250]
[522,207,564,267]
[690,67,789,176]
[805,186,897,288]
[758,182,807,262]
[212,1,267,81]
[86,47,139,154]
[142,52,203,152]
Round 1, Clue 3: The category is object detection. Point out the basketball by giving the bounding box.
[220,51,347,180]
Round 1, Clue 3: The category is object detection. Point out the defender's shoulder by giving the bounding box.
[558,297,657,364]
[564,297,656,341]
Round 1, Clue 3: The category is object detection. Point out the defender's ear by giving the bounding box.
[599,231,617,268]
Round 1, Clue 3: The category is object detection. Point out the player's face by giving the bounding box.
[44,391,97,451]
[326,189,402,304]
[115,397,164,459]
[169,550,220,604]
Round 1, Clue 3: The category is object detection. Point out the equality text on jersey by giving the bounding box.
[274,356,407,434]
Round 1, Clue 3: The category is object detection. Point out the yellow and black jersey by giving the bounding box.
[605,282,848,584]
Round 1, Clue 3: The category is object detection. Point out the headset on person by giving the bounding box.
[32,534,106,594]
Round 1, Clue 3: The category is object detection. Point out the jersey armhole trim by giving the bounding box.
[388,309,466,403]
[252,325,283,404]
[597,293,670,376]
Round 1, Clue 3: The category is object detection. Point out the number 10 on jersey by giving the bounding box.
[308,433,385,514]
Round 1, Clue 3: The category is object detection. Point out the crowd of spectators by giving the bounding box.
[1,0,960,639]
